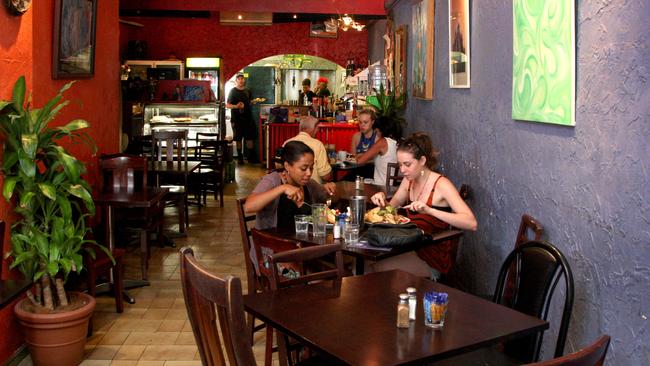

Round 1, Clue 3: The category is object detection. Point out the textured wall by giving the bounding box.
[384,0,649,364]
[122,16,369,80]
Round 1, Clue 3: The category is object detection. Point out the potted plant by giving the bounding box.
[0,76,109,366]
[366,83,407,133]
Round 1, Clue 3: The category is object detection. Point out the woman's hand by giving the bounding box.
[282,184,304,207]
[403,200,429,214]
[371,192,388,207]
[323,182,336,195]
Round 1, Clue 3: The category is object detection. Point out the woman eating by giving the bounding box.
[370,132,477,279]
[354,116,401,185]
[244,141,336,230]
[350,109,381,154]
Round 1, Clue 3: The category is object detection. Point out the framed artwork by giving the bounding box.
[411,0,435,99]
[449,0,470,88]
[394,25,408,96]
[512,0,575,125]
[52,0,97,79]
[384,20,395,91]
[310,20,338,39]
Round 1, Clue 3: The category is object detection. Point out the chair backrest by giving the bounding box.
[196,140,229,170]
[385,162,402,193]
[493,240,575,363]
[526,335,610,366]
[99,154,148,193]
[179,247,257,366]
[516,214,544,248]
[236,198,260,291]
[268,244,344,290]
[250,228,303,281]
[152,129,188,163]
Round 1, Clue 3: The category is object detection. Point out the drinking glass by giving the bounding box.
[423,292,448,328]
[311,203,327,237]
[344,223,360,244]
[294,215,309,234]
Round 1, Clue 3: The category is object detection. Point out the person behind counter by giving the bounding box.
[355,116,401,185]
[370,132,477,279]
[283,115,332,183]
[314,76,331,97]
[299,78,316,105]
[244,141,336,230]
[350,108,381,154]
[226,73,257,164]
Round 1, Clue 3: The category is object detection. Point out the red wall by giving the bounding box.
[0,1,120,363]
[122,16,369,79]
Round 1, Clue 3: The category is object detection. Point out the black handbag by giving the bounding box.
[365,223,425,248]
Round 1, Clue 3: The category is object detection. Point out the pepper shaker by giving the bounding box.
[406,287,417,321]
[397,294,410,328]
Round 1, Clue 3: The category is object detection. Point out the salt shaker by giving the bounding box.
[397,294,410,328]
[355,175,362,190]
[406,287,417,321]
[333,215,341,239]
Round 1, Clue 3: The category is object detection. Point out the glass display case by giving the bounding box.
[143,102,222,142]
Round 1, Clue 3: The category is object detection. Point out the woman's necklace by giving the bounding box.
[412,170,432,202]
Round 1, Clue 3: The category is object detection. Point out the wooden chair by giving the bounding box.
[525,335,610,366]
[83,229,125,314]
[151,129,189,232]
[385,162,402,193]
[191,138,229,207]
[268,244,344,366]
[179,247,257,366]
[251,228,303,366]
[99,154,163,280]
[235,198,267,344]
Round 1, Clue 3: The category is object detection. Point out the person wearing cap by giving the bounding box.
[314,76,331,97]
[283,115,332,183]
[298,78,316,105]
[226,73,257,164]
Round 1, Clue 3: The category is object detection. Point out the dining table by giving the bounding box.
[330,160,374,182]
[93,187,168,303]
[244,269,549,365]
[262,181,462,274]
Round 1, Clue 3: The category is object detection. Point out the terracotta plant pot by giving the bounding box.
[14,292,96,366]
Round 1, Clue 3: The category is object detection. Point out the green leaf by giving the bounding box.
[58,149,80,180]
[68,184,93,204]
[57,119,89,134]
[46,262,59,277]
[38,183,57,200]
[12,76,26,112]
[0,101,11,112]
[18,151,36,177]
[18,191,35,208]
[2,177,18,201]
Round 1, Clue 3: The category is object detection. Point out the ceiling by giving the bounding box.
[119,0,387,21]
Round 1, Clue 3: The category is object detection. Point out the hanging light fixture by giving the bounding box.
[334,14,365,32]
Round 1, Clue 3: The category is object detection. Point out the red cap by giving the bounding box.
[317,77,328,83]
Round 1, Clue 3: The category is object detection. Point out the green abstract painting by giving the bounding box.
[512,0,575,125]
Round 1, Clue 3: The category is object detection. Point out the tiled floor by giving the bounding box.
[18,164,274,366]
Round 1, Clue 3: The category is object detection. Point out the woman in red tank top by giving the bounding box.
[370,133,477,278]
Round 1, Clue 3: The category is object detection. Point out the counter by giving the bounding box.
[261,122,359,169]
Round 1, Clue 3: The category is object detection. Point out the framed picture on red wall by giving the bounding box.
[52,0,97,79]
[310,20,338,38]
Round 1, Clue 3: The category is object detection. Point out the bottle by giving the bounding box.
[397,294,410,328]
[333,215,341,239]
[355,175,362,190]
[406,287,417,321]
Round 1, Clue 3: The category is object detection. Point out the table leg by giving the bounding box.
[354,258,365,275]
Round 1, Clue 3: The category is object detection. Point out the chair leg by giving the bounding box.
[140,230,148,280]
[264,325,274,366]
[113,257,125,313]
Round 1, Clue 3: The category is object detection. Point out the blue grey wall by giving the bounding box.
[372,0,649,364]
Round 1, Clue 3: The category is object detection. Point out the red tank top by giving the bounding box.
[406,176,458,274]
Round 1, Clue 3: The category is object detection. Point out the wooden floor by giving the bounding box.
[19,164,275,366]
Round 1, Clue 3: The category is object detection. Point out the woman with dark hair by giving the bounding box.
[355,116,402,185]
[244,141,336,230]
[370,132,477,279]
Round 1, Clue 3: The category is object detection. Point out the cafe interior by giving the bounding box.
[0,0,647,365]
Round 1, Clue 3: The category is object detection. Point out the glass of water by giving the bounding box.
[294,215,309,234]
[311,204,327,237]
[344,223,360,244]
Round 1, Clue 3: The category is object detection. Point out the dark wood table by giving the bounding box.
[244,270,549,366]
[264,181,458,274]
[94,187,169,302]
[331,161,374,182]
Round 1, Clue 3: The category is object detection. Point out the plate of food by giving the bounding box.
[364,205,411,225]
